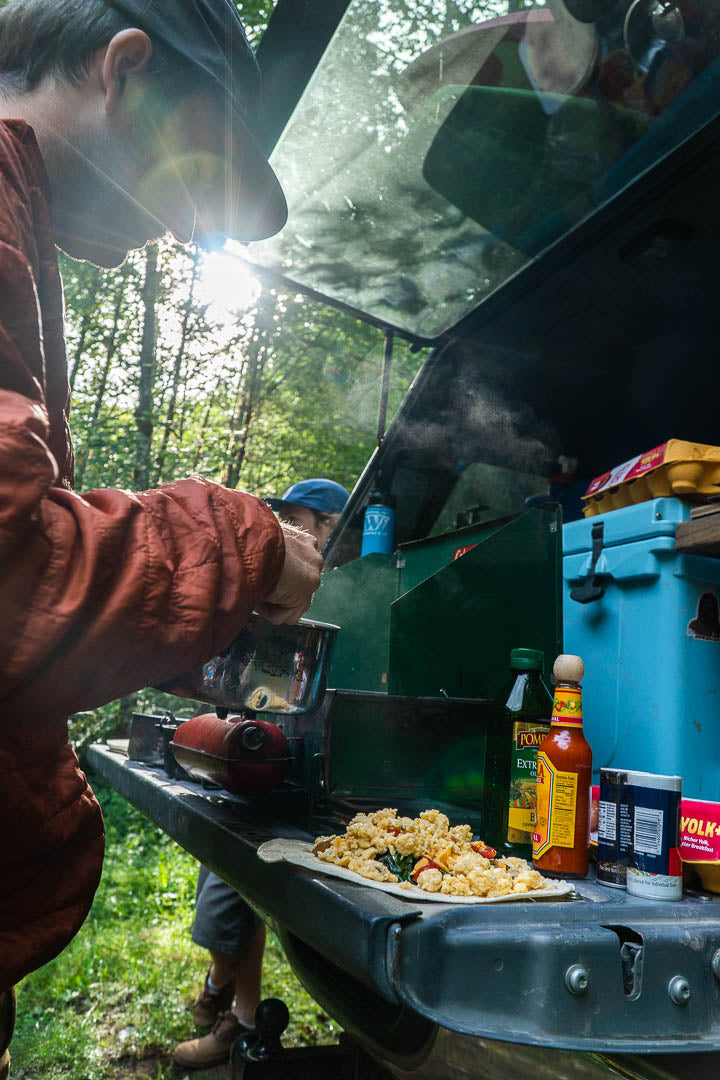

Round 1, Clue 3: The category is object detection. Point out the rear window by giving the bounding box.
[244,0,720,338]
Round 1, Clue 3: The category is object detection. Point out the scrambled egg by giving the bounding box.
[313,808,551,897]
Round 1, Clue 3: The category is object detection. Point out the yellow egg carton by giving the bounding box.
[582,440,720,517]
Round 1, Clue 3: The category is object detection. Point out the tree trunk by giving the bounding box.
[191,373,225,472]
[74,267,129,489]
[69,267,102,393]
[223,291,277,489]
[69,309,93,393]
[134,245,160,491]
[154,249,200,483]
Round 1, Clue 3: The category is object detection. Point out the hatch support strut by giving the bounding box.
[378,330,394,445]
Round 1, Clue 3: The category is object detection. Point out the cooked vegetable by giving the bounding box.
[411,858,445,883]
[313,808,553,897]
[471,842,497,859]
[377,851,415,882]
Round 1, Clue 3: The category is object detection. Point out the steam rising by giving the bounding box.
[398,341,559,479]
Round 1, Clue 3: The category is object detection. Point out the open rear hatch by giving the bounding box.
[246,0,720,564]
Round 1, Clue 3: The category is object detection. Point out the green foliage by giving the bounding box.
[12,779,338,1079]
[231,0,276,44]
[377,851,415,881]
[61,242,423,498]
[69,690,207,749]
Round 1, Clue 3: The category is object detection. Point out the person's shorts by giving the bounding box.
[191,866,260,954]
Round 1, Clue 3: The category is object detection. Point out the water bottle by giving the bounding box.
[361,491,395,556]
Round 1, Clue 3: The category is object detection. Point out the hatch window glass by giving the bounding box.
[243,0,719,339]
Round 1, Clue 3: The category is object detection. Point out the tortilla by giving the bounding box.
[257,839,574,904]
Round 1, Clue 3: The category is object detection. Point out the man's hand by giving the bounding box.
[255,522,324,624]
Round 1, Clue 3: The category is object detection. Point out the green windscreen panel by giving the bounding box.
[388,507,561,700]
[307,553,397,692]
[398,517,513,596]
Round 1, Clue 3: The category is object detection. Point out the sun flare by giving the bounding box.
[198,245,261,319]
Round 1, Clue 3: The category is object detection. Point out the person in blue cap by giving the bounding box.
[174,479,349,1069]
[266,478,351,549]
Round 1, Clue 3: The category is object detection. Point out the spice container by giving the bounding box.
[627,770,682,900]
[597,767,633,888]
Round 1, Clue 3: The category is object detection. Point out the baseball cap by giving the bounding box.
[106,0,287,243]
[266,479,351,516]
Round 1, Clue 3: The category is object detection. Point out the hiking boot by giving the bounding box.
[174,1010,251,1070]
[191,973,234,1029]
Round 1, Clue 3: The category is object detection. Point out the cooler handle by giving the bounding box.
[569,522,611,604]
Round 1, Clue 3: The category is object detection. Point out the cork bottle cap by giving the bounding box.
[553,654,584,683]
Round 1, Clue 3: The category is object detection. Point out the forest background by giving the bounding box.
[65,234,423,743]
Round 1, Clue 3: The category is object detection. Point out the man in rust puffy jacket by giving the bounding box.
[0,1,324,1073]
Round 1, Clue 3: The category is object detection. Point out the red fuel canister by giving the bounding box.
[170,713,292,796]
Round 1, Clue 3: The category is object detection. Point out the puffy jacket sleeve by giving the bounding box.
[0,390,286,716]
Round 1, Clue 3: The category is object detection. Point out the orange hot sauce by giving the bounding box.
[532,654,592,879]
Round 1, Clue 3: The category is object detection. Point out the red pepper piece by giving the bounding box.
[411,859,444,883]
[471,843,496,859]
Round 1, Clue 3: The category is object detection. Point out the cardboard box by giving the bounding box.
[680,798,720,892]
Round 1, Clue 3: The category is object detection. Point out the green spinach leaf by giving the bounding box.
[376,851,415,882]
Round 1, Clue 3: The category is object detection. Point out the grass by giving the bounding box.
[11,777,338,1079]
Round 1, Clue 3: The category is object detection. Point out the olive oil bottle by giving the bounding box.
[501,649,552,860]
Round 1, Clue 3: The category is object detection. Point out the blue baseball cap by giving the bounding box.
[266,479,350,516]
[105,0,287,242]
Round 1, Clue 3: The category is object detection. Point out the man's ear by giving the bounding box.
[101,28,153,114]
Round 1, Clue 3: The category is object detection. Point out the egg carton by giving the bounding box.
[582,439,720,517]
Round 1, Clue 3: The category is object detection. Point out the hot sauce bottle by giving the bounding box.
[532,654,592,879]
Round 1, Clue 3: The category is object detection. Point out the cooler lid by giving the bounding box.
[562,497,691,556]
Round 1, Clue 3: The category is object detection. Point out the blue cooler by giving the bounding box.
[563,498,720,798]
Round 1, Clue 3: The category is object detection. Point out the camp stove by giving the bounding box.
[272,689,502,837]
[129,686,501,840]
